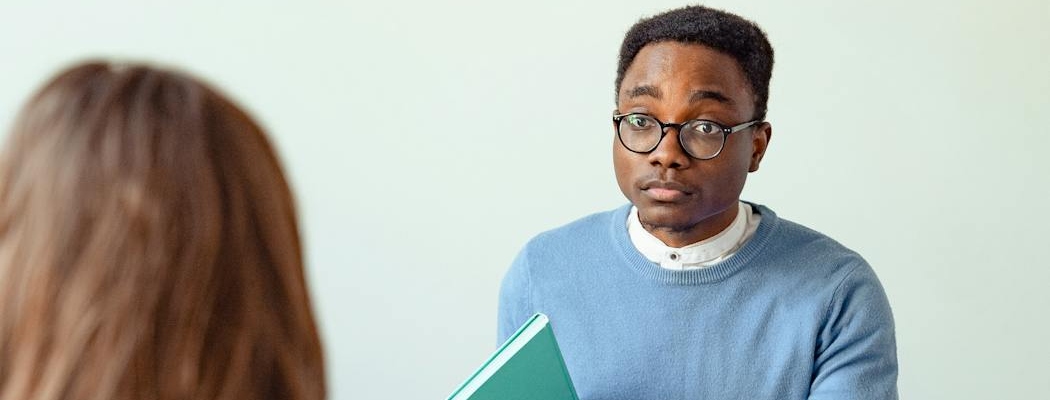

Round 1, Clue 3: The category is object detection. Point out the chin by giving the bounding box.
[635,203,699,231]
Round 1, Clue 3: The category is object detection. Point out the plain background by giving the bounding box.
[1,0,1048,398]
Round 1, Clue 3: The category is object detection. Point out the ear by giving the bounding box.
[749,122,772,172]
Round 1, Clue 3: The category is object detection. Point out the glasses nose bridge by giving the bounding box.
[657,120,685,135]
[649,120,693,162]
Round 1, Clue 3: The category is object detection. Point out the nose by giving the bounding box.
[647,127,691,169]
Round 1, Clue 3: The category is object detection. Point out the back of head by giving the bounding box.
[616,5,775,120]
[0,62,325,400]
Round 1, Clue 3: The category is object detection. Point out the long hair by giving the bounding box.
[0,61,325,400]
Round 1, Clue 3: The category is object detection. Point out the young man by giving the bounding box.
[498,6,898,400]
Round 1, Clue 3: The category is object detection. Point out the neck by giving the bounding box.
[641,202,740,248]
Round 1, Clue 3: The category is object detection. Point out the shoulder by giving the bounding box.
[751,204,873,284]
[747,205,892,331]
[508,204,630,279]
[521,204,628,254]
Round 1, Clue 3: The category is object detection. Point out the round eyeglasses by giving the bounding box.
[613,113,762,160]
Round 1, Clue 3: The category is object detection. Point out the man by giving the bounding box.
[498,5,897,400]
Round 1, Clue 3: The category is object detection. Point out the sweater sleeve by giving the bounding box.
[809,262,899,400]
[496,245,533,347]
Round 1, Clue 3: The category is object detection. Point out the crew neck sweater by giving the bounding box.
[498,203,897,400]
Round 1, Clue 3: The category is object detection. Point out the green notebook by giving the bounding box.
[447,313,579,400]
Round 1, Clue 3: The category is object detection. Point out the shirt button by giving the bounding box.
[668,252,680,261]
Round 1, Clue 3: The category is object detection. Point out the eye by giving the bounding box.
[691,121,720,135]
[626,115,653,129]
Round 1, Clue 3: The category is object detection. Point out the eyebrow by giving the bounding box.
[625,85,733,105]
[690,90,732,104]
[626,85,662,99]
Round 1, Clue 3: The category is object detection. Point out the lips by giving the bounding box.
[640,179,694,202]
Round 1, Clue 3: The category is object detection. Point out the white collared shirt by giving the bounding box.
[627,201,761,270]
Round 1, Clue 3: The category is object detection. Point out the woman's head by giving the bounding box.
[0,61,325,400]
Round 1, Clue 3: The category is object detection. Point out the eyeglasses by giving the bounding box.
[613,112,762,160]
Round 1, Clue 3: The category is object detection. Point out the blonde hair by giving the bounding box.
[0,61,325,400]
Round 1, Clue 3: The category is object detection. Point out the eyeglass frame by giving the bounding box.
[612,112,763,160]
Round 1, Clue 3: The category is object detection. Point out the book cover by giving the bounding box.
[447,313,578,400]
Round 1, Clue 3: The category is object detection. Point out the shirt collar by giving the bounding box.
[627,202,753,270]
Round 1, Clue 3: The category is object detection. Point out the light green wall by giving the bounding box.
[1,0,1047,398]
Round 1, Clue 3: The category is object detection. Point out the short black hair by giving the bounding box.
[616,5,775,120]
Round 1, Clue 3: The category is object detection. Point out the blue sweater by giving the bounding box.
[498,204,897,400]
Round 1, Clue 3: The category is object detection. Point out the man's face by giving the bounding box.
[613,41,771,247]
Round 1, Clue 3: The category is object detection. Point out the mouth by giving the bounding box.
[640,180,693,202]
